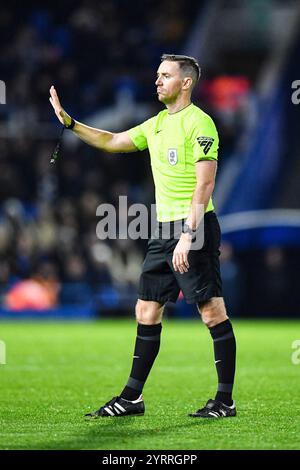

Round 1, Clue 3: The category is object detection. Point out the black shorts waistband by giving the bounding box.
[156,211,214,238]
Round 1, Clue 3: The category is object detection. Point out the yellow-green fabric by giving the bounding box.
[127,103,219,222]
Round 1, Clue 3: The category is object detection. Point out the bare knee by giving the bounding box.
[135,299,164,325]
[197,297,228,328]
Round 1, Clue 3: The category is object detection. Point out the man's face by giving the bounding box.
[155,60,184,104]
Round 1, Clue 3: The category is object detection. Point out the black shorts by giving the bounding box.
[138,211,222,305]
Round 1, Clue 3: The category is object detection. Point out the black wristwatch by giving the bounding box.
[182,223,196,236]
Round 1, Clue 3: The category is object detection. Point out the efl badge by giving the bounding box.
[197,136,214,155]
[168,148,178,165]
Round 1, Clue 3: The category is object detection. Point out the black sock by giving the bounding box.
[209,319,236,406]
[120,322,162,401]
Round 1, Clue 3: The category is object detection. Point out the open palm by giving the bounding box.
[49,85,72,126]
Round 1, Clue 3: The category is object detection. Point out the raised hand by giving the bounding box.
[49,85,72,127]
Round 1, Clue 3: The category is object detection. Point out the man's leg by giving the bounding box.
[120,299,164,401]
[197,297,236,406]
[85,300,164,418]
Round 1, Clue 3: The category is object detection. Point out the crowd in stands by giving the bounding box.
[2,1,291,317]
[0,0,201,309]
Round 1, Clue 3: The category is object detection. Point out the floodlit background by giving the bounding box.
[0,0,300,319]
[1,0,300,453]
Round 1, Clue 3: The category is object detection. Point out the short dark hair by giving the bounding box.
[160,54,201,83]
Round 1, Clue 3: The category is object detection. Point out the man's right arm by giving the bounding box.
[49,86,138,153]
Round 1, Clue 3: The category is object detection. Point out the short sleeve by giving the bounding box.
[127,124,148,151]
[189,115,219,164]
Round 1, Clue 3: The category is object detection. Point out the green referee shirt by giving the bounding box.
[127,103,219,222]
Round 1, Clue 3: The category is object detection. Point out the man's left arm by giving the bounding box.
[185,160,217,229]
[172,160,217,274]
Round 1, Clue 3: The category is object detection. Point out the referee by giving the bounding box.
[49,54,237,419]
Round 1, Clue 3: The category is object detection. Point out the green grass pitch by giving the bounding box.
[0,319,299,450]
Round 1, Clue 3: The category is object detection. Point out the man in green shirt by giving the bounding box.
[49,54,237,419]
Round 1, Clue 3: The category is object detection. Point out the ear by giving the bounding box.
[182,77,193,90]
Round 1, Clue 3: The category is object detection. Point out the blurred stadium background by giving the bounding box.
[0,0,300,320]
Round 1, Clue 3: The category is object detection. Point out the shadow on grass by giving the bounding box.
[28,415,227,450]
